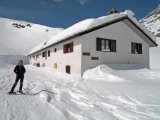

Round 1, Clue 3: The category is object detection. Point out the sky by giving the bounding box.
[0,0,159,28]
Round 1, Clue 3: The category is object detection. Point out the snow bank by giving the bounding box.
[29,10,157,55]
[83,64,127,82]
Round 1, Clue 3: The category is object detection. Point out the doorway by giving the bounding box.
[66,65,71,74]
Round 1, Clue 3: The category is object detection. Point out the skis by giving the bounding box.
[7,91,27,95]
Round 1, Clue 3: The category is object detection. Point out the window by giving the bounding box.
[54,63,58,69]
[42,52,45,57]
[48,50,50,57]
[63,42,74,53]
[36,54,39,58]
[42,51,47,59]
[54,48,57,52]
[97,38,116,52]
[66,65,71,74]
[131,42,142,54]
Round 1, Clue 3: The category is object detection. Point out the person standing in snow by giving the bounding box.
[9,60,26,94]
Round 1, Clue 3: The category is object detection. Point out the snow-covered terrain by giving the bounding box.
[1,8,160,120]
[0,17,63,64]
[140,5,160,37]
[0,38,160,120]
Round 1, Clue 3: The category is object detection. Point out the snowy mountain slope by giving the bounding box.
[0,17,63,56]
[140,5,160,37]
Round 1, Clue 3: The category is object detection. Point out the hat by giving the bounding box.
[19,60,23,64]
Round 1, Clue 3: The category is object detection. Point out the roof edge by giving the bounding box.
[126,17,158,47]
[28,15,157,56]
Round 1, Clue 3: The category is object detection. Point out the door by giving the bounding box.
[66,65,71,74]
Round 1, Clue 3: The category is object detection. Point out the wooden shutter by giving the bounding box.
[96,38,101,51]
[138,43,142,54]
[110,40,116,52]
[131,42,136,54]
[70,42,74,52]
[48,50,50,57]
[42,52,45,57]
[54,48,57,52]
[45,51,47,59]
[63,44,67,53]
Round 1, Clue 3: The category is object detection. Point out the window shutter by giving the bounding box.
[131,42,136,54]
[63,44,67,53]
[70,42,74,52]
[45,51,47,59]
[96,38,101,51]
[111,40,116,52]
[42,52,45,57]
[139,44,142,54]
[48,50,50,57]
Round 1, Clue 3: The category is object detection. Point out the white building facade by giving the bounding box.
[29,12,157,77]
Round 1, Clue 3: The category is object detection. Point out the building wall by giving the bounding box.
[81,21,149,76]
[30,37,82,77]
[30,21,150,77]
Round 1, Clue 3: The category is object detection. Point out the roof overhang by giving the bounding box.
[122,18,157,47]
[28,15,157,56]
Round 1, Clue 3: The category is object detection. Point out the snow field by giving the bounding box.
[1,62,160,120]
[0,37,160,120]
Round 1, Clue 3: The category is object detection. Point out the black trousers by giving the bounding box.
[10,75,24,92]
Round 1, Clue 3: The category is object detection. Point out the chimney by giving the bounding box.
[108,7,119,14]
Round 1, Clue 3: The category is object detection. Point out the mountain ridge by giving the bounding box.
[140,5,160,37]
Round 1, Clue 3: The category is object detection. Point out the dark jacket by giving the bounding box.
[14,65,26,76]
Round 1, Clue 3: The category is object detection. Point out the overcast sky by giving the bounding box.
[0,0,159,28]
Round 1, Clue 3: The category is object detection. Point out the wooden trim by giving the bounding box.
[131,42,142,54]
[111,40,116,52]
[42,52,45,57]
[64,42,74,53]
[96,38,101,51]
[97,37,116,52]
[63,44,67,53]
[54,48,57,52]
[131,42,136,54]
[70,42,74,52]
[48,50,50,57]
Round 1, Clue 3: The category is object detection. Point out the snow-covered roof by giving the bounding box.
[29,10,157,55]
